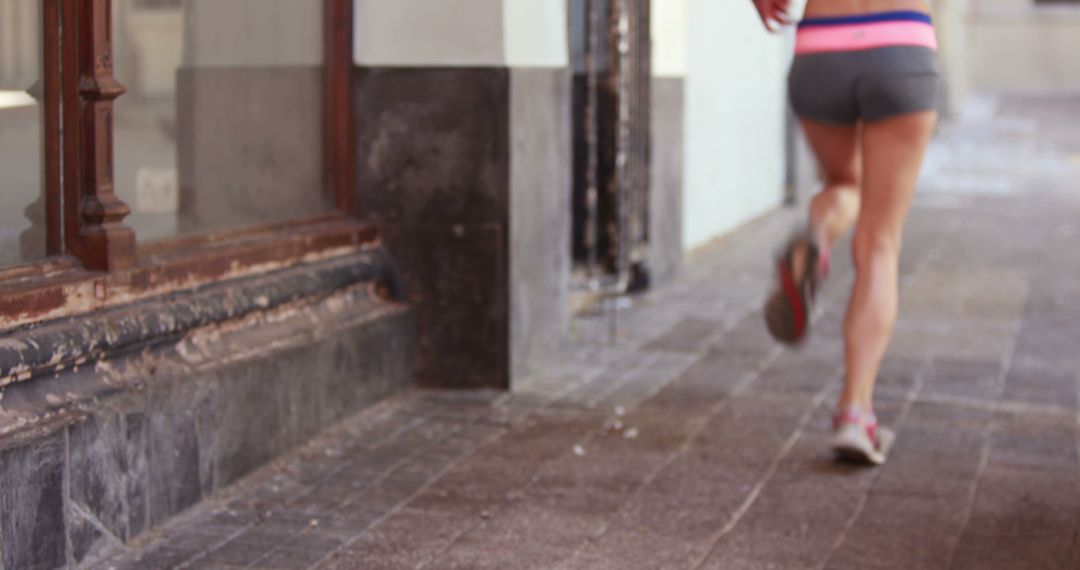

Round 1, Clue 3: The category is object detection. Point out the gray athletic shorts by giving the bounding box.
[788,46,942,124]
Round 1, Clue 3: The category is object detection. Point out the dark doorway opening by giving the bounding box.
[569,0,652,294]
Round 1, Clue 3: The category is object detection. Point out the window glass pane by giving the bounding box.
[0,0,45,266]
[113,0,331,242]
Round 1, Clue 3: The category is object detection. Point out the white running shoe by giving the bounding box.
[831,408,894,466]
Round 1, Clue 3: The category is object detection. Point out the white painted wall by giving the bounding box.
[652,0,688,78]
[354,0,504,66]
[353,0,566,68]
[683,0,789,249]
[504,0,568,67]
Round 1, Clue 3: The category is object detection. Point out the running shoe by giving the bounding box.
[831,408,894,466]
[764,231,825,345]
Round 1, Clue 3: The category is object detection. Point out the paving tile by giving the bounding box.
[951,534,1073,570]
[319,510,464,570]
[562,523,704,570]
[642,318,725,353]
[923,357,1003,400]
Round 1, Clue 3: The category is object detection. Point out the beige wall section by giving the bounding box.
[184,0,323,67]
[934,0,1080,101]
[683,0,788,249]
[354,0,566,68]
[652,0,688,78]
[969,2,1080,92]
[353,0,505,67]
[0,0,39,89]
[118,0,183,98]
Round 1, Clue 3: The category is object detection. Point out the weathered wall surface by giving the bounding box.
[354,66,512,389]
[353,0,570,388]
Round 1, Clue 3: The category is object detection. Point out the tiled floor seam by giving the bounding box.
[943,284,1026,569]
[675,263,873,569]
[408,414,606,570]
[689,231,946,570]
[174,418,464,570]
[91,401,433,569]
[307,423,511,570]
[670,248,885,570]
[550,344,787,569]
[411,331,747,569]
[317,349,696,567]
[413,351,706,569]
[688,367,838,570]
[245,422,477,569]
[818,236,951,569]
[818,355,936,569]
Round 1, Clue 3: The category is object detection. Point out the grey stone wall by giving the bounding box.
[510,68,572,379]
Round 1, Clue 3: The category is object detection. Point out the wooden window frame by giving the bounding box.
[0,0,367,329]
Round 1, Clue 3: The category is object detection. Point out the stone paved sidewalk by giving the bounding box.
[92,96,1080,570]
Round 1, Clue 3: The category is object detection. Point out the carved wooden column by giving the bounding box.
[324,0,355,213]
[71,0,134,271]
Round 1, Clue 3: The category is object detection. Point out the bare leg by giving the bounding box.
[801,120,862,251]
[838,111,938,411]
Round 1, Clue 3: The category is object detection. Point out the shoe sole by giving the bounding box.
[764,236,820,345]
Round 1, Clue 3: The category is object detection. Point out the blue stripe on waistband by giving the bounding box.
[797,11,933,28]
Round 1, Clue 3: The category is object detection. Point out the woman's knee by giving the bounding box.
[851,228,900,266]
[823,166,860,190]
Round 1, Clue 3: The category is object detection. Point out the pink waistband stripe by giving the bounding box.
[795,21,938,55]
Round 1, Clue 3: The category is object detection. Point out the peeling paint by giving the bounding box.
[0,241,372,331]
[0,339,30,351]
[0,251,400,389]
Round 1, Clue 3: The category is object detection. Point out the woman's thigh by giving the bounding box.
[800,119,861,186]
[857,110,938,241]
